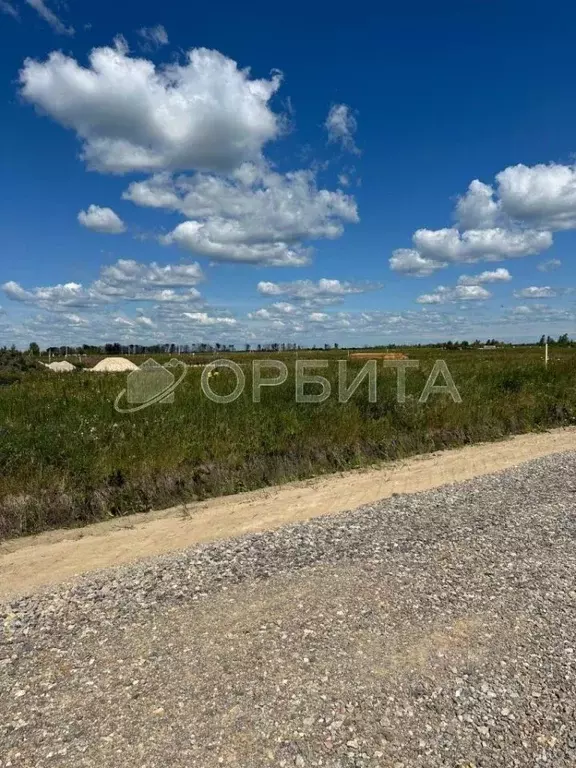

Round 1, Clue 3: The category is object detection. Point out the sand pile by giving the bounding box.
[46,361,76,372]
[90,357,138,372]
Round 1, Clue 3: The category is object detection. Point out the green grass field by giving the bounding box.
[1,346,575,538]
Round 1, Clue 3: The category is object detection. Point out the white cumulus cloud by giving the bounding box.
[392,228,550,275]
[417,284,492,305]
[455,180,501,230]
[2,259,205,311]
[78,204,126,234]
[389,249,446,276]
[182,311,236,326]
[412,227,551,263]
[2,280,106,309]
[162,222,311,266]
[98,259,204,288]
[390,160,576,277]
[257,278,380,303]
[135,315,155,328]
[513,286,557,299]
[20,44,282,174]
[20,45,359,269]
[496,163,576,230]
[457,268,511,286]
[456,164,576,232]
[248,302,301,320]
[126,164,358,265]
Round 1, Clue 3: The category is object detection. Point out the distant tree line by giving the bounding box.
[538,334,575,347]
[41,342,331,355]
[10,334,576,357]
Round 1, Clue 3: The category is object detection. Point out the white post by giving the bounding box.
[545,341,549,368]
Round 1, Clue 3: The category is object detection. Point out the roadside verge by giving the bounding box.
[2,426,575,599]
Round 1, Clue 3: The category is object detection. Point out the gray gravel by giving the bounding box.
[1,451,576,767]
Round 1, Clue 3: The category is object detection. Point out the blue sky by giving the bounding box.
[2,0,576,347]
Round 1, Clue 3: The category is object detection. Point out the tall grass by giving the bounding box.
[1,347,575,538]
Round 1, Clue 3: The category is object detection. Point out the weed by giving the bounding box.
[0,346,574,538]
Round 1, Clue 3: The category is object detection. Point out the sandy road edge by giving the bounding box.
[2,427,576,599]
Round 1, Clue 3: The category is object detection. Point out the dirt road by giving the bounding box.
[1,427,576,598]
[1,450,575,766]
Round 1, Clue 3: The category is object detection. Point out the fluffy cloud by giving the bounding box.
[389,249,446,276]
[503,303,575,325]
[2,280,107,309]
[325,104,360,154]
[412,227,551,263]
[455,180,501,230]
[20,44,282,174]
[2,259,205,311]
[538,258,561,272]
[24,0,73,35]
[78,204,126,234]
[137,25,169,49]
[98,259,204,289]
[135,315,155,328]
[456,164,576,232]
[5,302,246,347]
[257,278,380,303]
[126,164,358,265]
[61,313,89,326]
[416,284,492,305]
[161,222,310,266]
[137,289,202,303]
[457,268,511,286]
[392,229,550,275]
[249,281,380,317]
[124,166,357,236]
[513,286,557,299]
[109,313,156,330]
[95,259,203,302]
[495,163,576,230]
[20,44,358,268]
[253,301,299,316]
[391,161,576,276]
[182,311,236,326]
[245,305,489,342]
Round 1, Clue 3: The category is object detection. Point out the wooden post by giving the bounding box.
[545,341,549,368]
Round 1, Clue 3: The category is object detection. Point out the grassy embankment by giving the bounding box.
[1,346,575,538]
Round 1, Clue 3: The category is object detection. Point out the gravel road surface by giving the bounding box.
[1,452,575,767]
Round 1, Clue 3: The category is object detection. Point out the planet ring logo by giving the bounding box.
[114,358,188,413]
